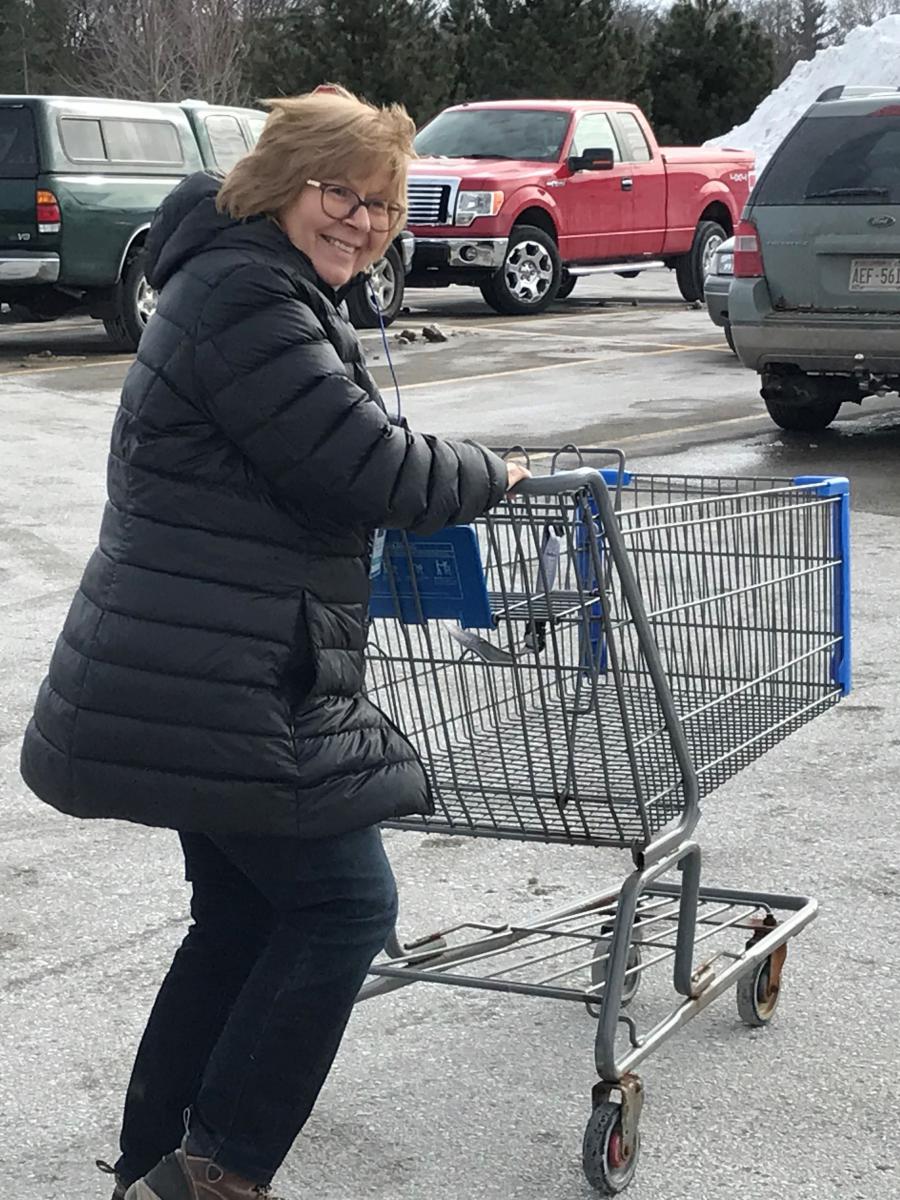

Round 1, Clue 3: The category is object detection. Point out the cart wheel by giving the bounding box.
[736,955,781,1027]
[587,940,642,1016]
[582,1102,641,1194]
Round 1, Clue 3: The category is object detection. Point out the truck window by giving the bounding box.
[615,113,653,163]
[205,114,248,170]
[102,119,183,165]
[570,113,621,161]
[60,118,106,162]
[246,115,267,145]
[756,113,900,205]
[0,106,38,178]
[415,108,570,163]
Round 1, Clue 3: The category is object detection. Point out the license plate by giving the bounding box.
[849,258,900,291]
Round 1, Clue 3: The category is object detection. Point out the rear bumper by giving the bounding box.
[0,253,60,285]
[730,277,900,374]
[703,274,731,328]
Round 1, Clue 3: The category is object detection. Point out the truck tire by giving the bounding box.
[764,396,841,432]
[556,272,577,300]
[724,321,736,354]
[103,248,156,352]
[675,220,727,303]
[346,243,404,328]
[480,225,561,315]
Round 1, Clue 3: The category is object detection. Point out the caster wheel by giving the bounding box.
[587,937,642,1016]
[582,1101,640,1194]
[737,954,781,1026]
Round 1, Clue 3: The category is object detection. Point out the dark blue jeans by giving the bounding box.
[115,825,398,1187]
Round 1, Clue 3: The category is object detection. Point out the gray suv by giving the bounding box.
[730,86,900,430]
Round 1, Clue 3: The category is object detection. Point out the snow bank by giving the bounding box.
[706,15,900,171]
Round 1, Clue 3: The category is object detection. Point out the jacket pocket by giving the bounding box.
[282,593,316,708]
[301,593,366,699]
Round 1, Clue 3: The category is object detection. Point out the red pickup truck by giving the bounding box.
[405,99,755,314]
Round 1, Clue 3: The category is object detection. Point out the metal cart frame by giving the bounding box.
[355,450,849,1194]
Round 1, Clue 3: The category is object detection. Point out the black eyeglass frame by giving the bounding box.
[306,179,406,232]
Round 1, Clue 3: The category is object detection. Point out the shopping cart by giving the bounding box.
[357,447,850,1194]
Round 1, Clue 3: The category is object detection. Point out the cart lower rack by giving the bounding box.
[357,450,848,1194]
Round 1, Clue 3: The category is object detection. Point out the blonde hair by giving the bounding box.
[217,85,416,220]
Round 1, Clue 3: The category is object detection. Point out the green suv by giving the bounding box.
[730,86,900,431]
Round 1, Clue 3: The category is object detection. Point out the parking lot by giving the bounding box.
[2,273,899,1200]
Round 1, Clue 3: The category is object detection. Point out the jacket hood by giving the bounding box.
[144,172,364,301]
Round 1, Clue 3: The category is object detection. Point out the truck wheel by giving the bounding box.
[346,243,404,328]
[480,225,561,315]
[764,396,841,432]
[103,249,156,351]
[675,220,727,303]
[556,272,577,300]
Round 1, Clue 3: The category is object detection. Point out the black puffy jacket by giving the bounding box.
[20,172,507,837]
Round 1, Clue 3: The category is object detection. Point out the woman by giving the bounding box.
[20,87,528,1200]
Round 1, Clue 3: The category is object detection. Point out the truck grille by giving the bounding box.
[407,180,452,226]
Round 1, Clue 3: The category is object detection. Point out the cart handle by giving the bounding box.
[510,466,606,498]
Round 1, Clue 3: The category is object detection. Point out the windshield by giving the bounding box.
[0,106,38,179]
[756,112,900,205]
[415,108,570,163]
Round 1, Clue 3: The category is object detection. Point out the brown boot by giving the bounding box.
[123,1136,283,1199]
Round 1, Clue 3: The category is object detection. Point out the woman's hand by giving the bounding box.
[506,461,532,496]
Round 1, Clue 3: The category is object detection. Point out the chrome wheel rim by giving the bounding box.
[504,239,554,304]
[702,233,724,278]
[136,276,158,324]
[369,255,397,312]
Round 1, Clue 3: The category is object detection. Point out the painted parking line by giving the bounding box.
[429,322,726,349]
[390,341,730,391]
[409,307,679,336]
[0,339,728,384]
[0,356,127,377]
[514,412,772,462]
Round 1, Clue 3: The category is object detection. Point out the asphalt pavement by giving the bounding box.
[1,274,898,1199]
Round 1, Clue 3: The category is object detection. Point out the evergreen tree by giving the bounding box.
[647,0,774,144]
[250,0,447,122]
[439,0,488,103]
[464,0,648,104]
[0,0,29,91]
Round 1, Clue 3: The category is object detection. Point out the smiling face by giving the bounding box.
[277,175,396,289]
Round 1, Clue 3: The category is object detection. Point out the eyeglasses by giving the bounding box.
[306,180,405,232]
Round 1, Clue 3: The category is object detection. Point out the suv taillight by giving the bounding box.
[734,218,763,278]
[36,189,61,234]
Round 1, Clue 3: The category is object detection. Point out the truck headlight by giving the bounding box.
[455,190,505,226]
[716,251,734,276]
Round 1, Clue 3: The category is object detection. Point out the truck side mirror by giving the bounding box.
[568,147,616,173]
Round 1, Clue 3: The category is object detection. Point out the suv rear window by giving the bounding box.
[756,112,900,205]
[0,106,38,178]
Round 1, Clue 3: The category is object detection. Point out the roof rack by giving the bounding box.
[817,84,900,102]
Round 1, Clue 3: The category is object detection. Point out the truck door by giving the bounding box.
[561,112,630,261]
[613,111,667,257]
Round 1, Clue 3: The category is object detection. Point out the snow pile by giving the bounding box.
[707,15,900,171]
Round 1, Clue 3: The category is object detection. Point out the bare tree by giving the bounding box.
[67,0,248,103]
[180,1,246,104]
[832,0,900,37]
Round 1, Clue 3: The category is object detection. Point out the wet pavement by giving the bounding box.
[1,274,898,1199]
